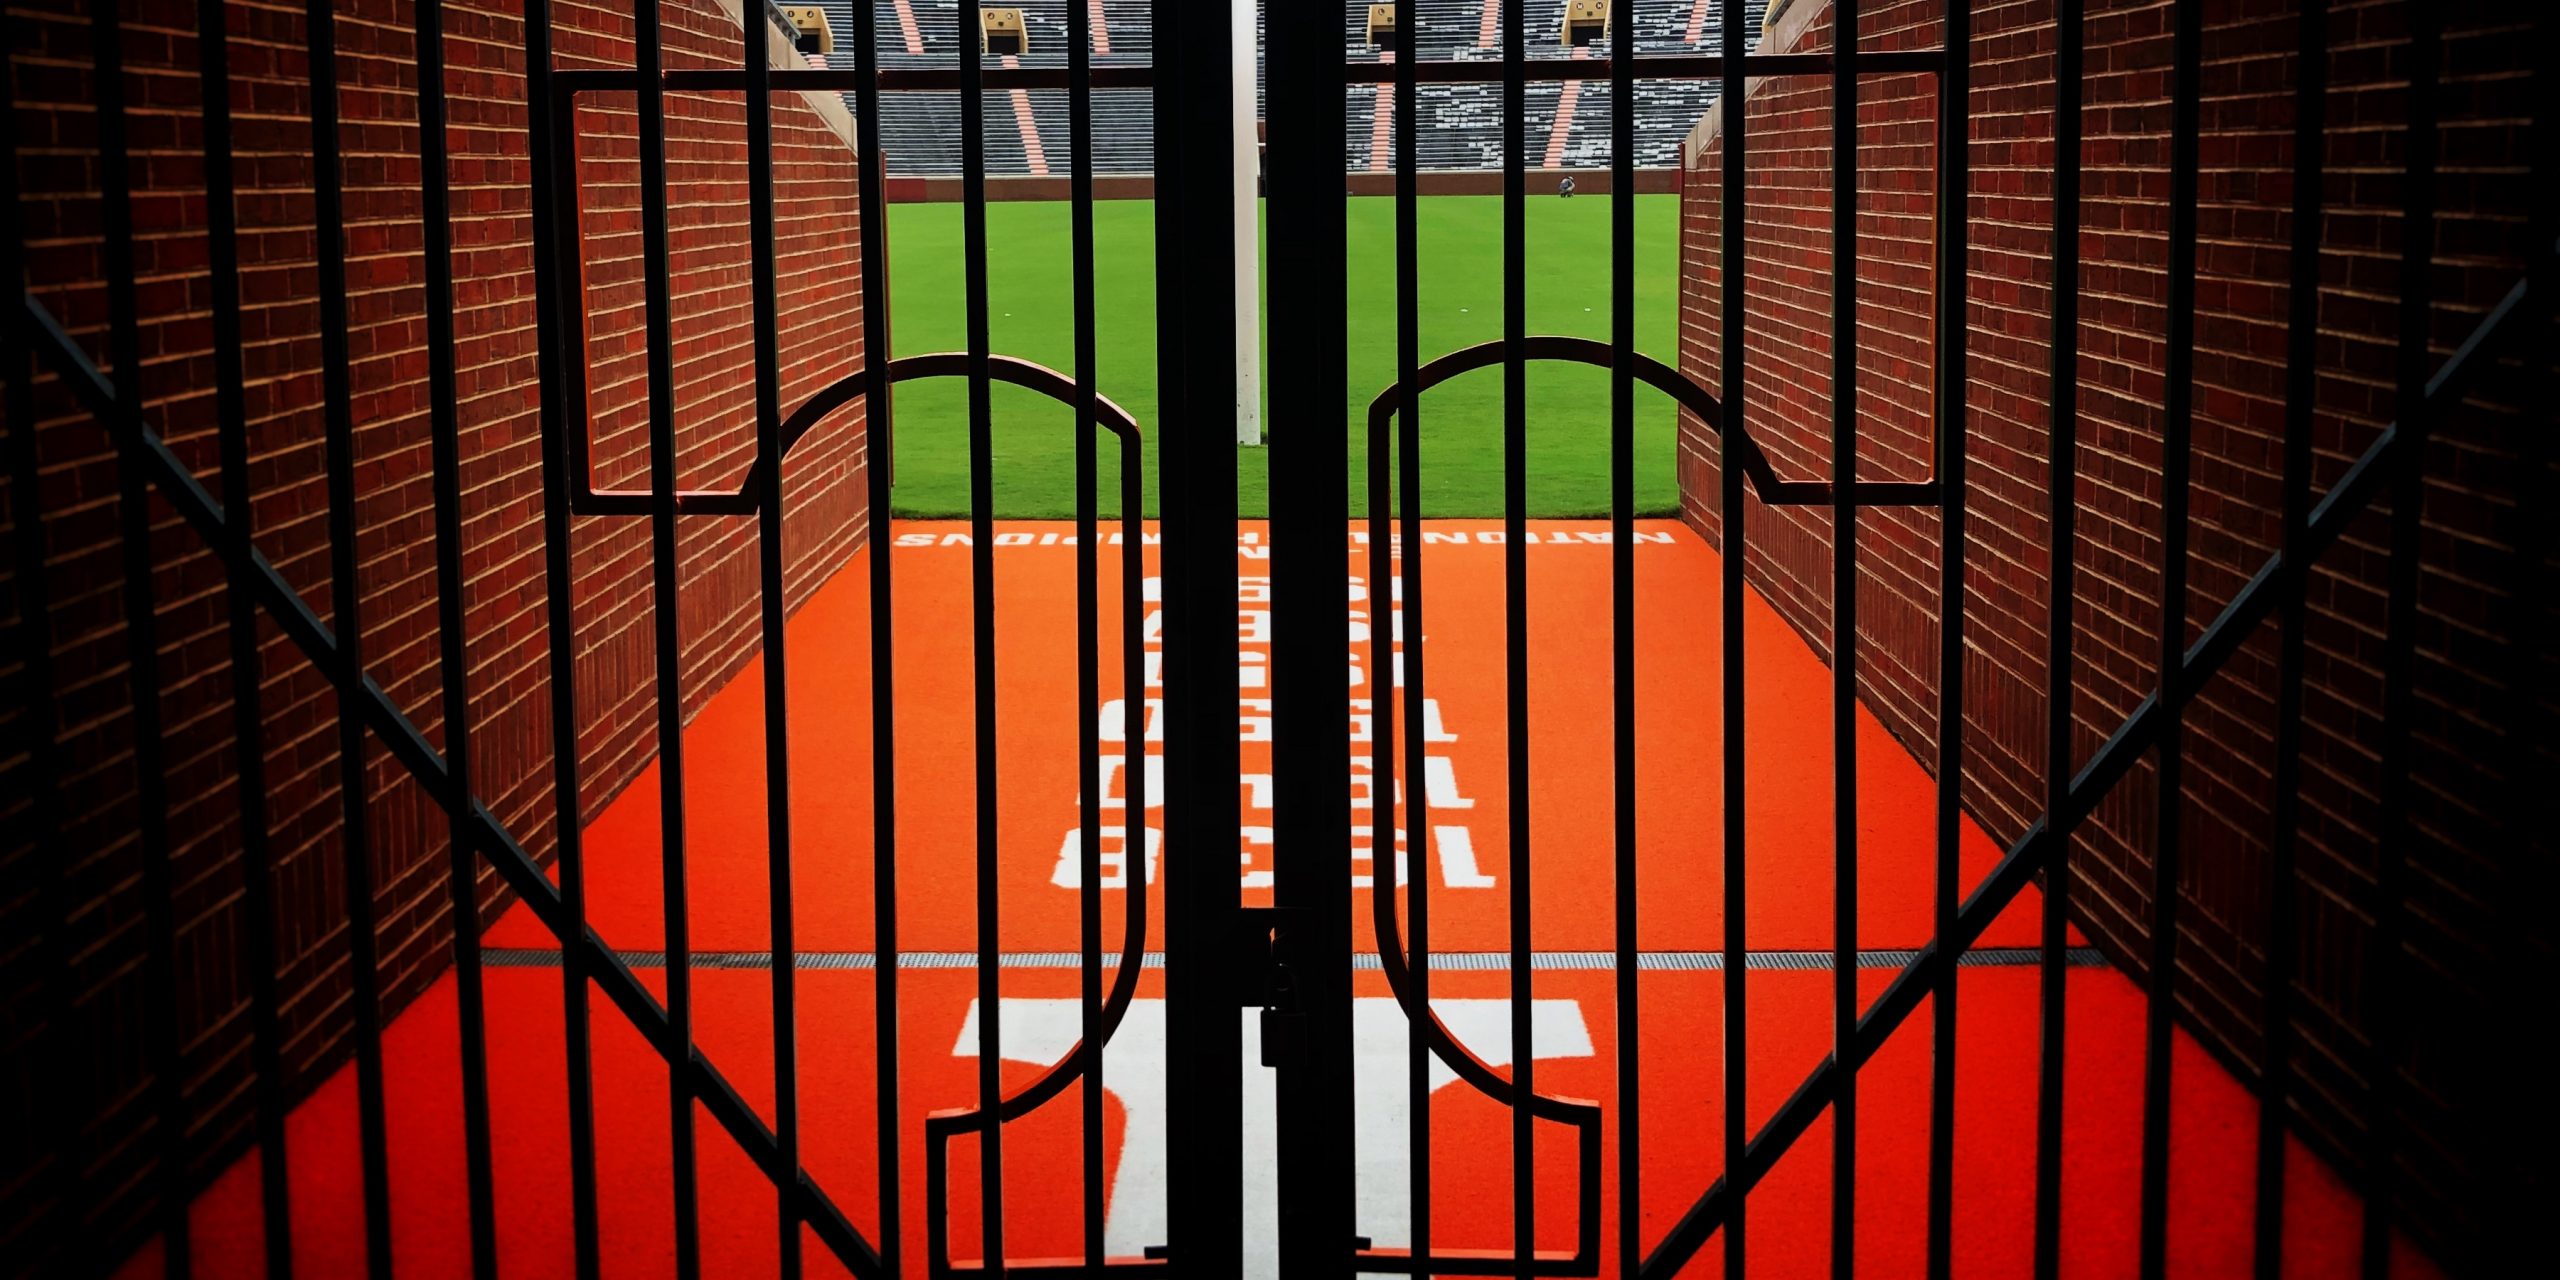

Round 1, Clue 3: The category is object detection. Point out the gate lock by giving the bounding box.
[1237,906,1310,1069]
[1260,959,1305,1069]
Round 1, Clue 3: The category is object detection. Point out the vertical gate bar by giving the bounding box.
[1114,388,1148,1279]
[1718,0,1751,1272]
[1924,0,1971,1272]
[743,8,802,1277]
[2252,5,2326,1276]
[1068,0,1105,1269]
[1268,0,1356,1269]
[1828,4,1862,1276]
[522,2,605,1270]
[1365,312,1399,1269]
[1075,473,1099,1270]
[1152,1,1186,1266]
[956,1,1005,1267]
[2136,1,2202,1274]
[0,22,86,1276]
[415,0,500,1270]
[2500,34,2557,1275]
[190,0,297,1268]
[1116,419,1148,1268]
[842,0,903,1270]
[630,0,702,1264]
[304,0,395,1266]
[1393,2,1431,1271]
[97,0,189,1250]
[1501,0,1533,1272]
[1610,0,1639,1274]
[2361,4,2437,1274]
[554,107,597,504]
[1156,0,1246,1264]
[2031,2,2081,1276]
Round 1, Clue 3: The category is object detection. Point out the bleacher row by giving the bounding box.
[807,1,1767,177]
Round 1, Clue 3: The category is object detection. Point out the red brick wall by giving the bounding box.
[0,0,870,1260]
[1679,0,2545,1258]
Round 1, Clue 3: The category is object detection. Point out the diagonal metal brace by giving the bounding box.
[15,291,890,1280]
[1635,262,2543,1280]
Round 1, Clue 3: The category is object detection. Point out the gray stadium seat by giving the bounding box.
[839,1,1765,178]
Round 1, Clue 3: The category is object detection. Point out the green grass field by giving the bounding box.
[881,195,1686,518]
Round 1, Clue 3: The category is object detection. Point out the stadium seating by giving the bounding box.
[824,1,1766,177]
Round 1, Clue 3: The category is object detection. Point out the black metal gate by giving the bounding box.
[5,0,2550,1277]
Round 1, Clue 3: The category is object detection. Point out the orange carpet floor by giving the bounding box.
[118,520,2440,1278]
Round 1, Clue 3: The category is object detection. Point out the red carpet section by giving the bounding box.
[118,521,2442,1278]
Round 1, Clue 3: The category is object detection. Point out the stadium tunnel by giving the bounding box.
[3,0,2552,1277]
